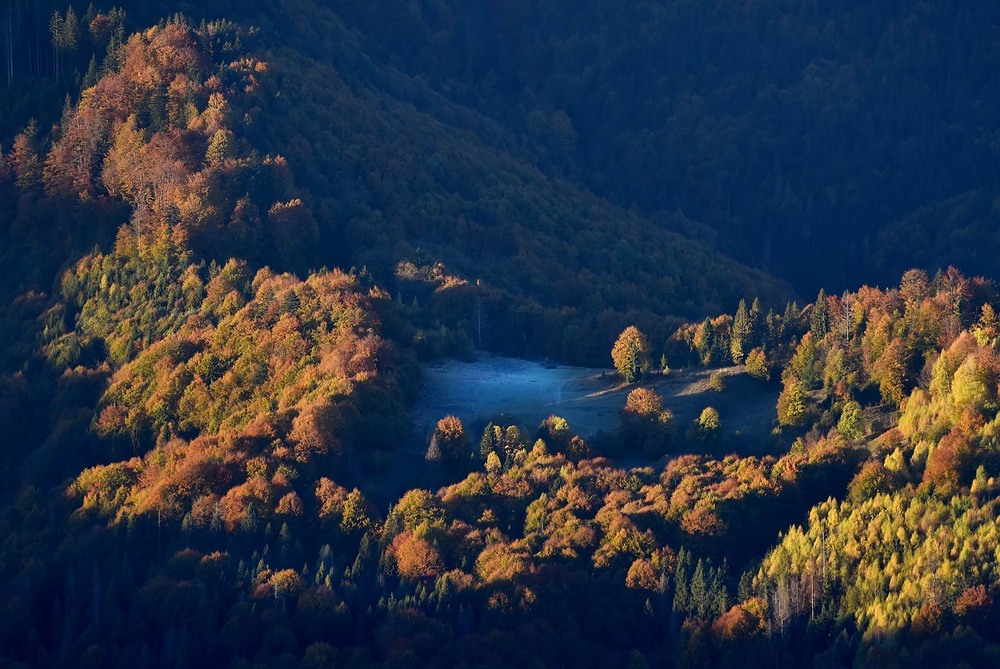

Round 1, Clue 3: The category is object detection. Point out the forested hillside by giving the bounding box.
[2,3,1000,669]
[8,1,1000,298]
[331,0,1000,293]
[0,0,792,370]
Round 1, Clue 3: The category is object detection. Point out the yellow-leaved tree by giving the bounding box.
[612,326,651,382]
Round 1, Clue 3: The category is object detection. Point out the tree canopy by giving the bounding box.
[612,326,651,382]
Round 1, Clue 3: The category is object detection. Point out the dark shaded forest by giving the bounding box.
[2,2,1000,668]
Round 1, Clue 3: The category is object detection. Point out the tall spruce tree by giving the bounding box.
[749,297,763,347]
[731,299,752,363]
[811,289,829,340]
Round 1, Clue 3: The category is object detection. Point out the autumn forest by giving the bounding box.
[2,2,1000,668]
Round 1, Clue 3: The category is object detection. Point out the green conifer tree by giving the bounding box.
[731,299,752,364]
[811,289,829,340]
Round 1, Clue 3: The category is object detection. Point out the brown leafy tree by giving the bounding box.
[389,531,443,580]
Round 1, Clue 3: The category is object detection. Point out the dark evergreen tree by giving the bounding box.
[811,289,829,340]
[731,299,752,364]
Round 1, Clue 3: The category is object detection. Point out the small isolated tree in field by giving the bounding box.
[612,326,651,382]
[660,353,670,375]
[432,415,469,461]
[622,387,674,456]
[624,387,663,417]
[698,407,720,433]
[687,406,721,449]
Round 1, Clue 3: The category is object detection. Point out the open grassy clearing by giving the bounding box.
[411,355,779,448]
[350,355,781,505]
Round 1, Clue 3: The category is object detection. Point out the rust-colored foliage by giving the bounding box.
[624,388,662,417]
[911,600,944,639]
[289,399,339,461]
[711,604,760,642]
[389,531,443,580]
[955,585,992,618]
[71,263,398,531]
[315,478,349,520]
[276,492,304,517]
[923,430,969,489]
